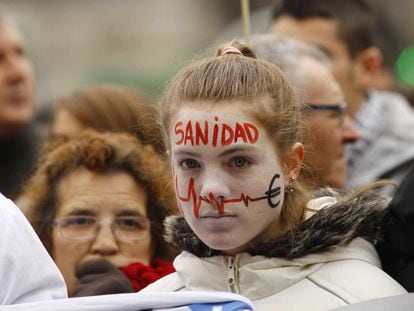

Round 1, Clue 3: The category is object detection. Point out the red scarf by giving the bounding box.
[120,259,175,292]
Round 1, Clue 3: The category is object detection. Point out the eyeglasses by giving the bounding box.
[304,102,347,125]
[53,215,151,242]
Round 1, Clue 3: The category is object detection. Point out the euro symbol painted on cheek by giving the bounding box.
[265,174,281,208]
[175,173,281,218]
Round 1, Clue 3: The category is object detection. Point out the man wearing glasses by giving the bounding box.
[249,33,359,189]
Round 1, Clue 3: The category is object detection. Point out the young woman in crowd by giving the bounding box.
[141,42,406,310]
[23,131,177,296]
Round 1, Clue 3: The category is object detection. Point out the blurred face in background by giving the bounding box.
[299,57,359,188]
[0,18,35,137]
[272,16,364,118]
[52,168,153,295]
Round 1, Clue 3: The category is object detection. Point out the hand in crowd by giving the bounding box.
[72,259,134,297]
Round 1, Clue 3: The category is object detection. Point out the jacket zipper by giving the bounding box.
[226,256,237,293]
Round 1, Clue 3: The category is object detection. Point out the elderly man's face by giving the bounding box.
[0,18,35,137]
[300,57,359,188]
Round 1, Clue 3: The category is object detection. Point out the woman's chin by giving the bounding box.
[200,236,246,255]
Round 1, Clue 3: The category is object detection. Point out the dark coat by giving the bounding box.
[376,165,414,292]
[0,124,43,199]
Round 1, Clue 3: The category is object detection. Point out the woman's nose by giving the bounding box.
[199,170,231,208]
[90,224,119,255]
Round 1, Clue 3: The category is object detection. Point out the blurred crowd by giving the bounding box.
[1,1,414,310]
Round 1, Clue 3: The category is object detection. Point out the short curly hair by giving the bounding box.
[24,131,177,260]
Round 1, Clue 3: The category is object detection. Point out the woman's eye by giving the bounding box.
[180,158,200,169]
[117,217,148,230]
[230,157,250,168]
[63,216,95,227]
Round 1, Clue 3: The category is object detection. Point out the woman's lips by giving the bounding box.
[199,212,236,218]
[198,214,238,228]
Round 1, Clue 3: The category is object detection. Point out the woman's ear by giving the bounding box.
[285,142,304,181]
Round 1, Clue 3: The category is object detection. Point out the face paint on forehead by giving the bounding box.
[174,115,259,147]
[174,173,282,217]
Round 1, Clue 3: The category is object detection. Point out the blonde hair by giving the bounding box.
[160,41,309,233]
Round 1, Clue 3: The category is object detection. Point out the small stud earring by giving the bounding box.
[284,176,295,194]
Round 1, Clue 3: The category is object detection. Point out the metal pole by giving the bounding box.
[241,0,250,44]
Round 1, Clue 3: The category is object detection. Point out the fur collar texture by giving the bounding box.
[164,188,389,259]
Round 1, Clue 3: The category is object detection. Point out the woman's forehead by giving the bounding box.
[55,169,148,214]
[169,106,284,160]
[171,103,253,122]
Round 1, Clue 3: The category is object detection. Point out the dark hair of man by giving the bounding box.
[368,1,407,74]
[272,0,379,59]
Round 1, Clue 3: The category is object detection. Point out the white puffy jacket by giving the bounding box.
[143,190,406,310]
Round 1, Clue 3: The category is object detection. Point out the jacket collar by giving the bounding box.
[164,187,389,259]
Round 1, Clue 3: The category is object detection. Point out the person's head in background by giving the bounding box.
[249,34,359,189]
[366,0,414,105]
[0,13,35,138]
[50,84,165,154]
[271,0,383,119]
[24,131,177,296]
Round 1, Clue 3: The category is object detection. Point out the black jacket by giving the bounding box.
[0,124,43,199]
[376,165,414,292]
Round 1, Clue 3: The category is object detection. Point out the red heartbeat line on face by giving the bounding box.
[175,174,281,218]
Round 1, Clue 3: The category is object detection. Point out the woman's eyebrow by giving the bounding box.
[218,146,257,157]
[63,208,96,216]
[172,148,200,157]
[116,209,145,217]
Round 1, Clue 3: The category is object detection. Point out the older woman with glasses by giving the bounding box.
[23,131,177,297]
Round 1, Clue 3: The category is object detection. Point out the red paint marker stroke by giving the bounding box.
[173,119,259,147]
[175,174,281,218]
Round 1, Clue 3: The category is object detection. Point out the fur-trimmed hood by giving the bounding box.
[164,187,390,260]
